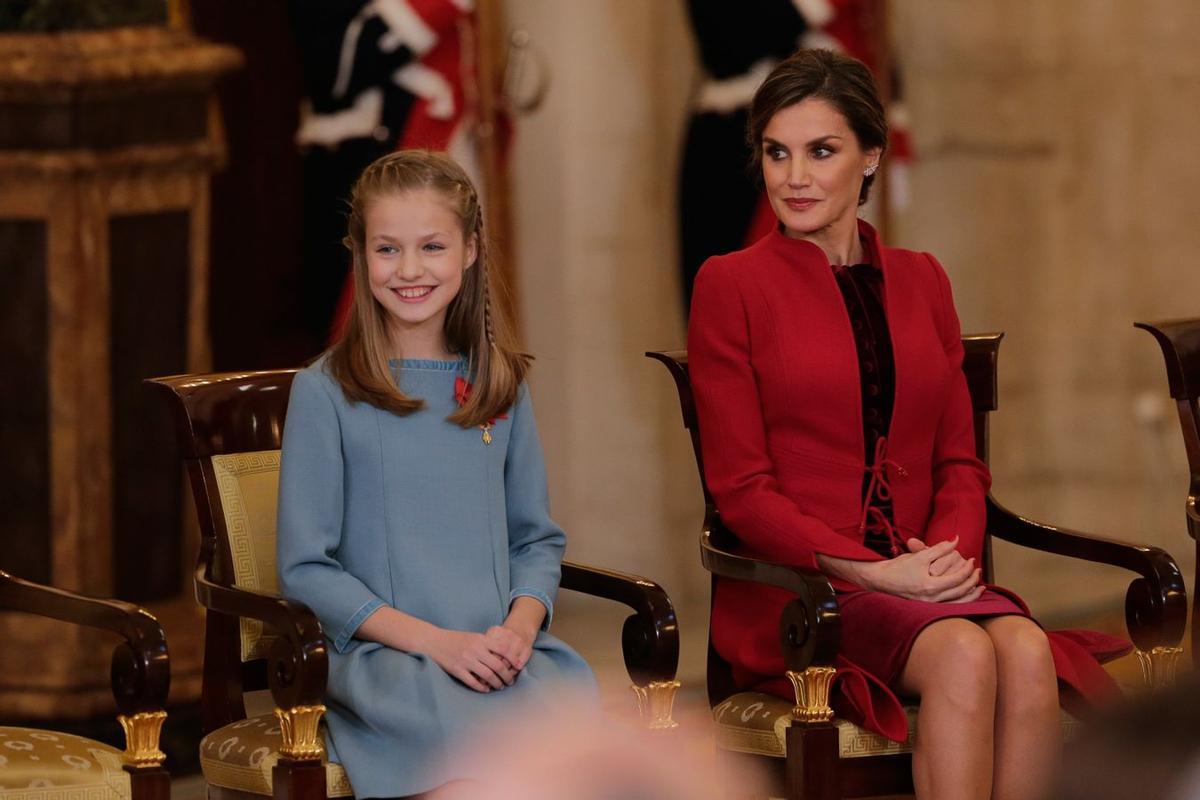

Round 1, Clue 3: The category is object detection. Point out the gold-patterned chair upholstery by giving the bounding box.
[0,573,171,800]
[199,716,351,799]
[711,693,1082,761]
[0,728,132,800]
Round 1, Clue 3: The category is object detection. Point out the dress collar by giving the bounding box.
[764,218,885,271]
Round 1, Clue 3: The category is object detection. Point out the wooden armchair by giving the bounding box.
[0,572,170,800]
[647,333,1187,800]
[1136,317,1200,666]
[146,369,680,800]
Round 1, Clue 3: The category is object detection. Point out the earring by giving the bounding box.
[864,164,879,177]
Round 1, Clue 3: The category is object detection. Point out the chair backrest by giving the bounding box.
[1135,319,1200,541]
[147,369,297,724]
[647,332,1004,704]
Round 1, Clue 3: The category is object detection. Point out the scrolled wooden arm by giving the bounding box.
[0,571,170,716]
[699,519,841,672]
[560,560,679,686]
[986,498,1187,651]
[193,567,328,710]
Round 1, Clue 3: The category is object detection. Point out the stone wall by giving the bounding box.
[893,0,1199,620]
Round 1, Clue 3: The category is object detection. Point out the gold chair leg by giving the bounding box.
[786,666,836,723]
[1136,646,1183,689]
[118,710,168,768]
[631,679,681,730]
[275,704,327,760]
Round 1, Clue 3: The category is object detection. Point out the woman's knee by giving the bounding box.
[987,618,1058,698]
[909,620,997,707]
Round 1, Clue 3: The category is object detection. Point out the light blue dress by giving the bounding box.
[276,358,596,797]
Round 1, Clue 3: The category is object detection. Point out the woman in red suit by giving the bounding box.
[688,49,1128,800]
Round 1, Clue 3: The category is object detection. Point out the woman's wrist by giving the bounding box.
[816,553,876,590]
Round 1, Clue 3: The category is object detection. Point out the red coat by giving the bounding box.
[688,220,1127,739]
[689,220,987,575]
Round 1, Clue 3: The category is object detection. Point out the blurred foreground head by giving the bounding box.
[1052,673,1200,800]
[436,688,763,800]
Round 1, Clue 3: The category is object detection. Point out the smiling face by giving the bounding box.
[761,97,881,250]
[365,188,477,357]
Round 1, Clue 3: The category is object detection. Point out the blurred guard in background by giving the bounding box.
[291,0,479,346]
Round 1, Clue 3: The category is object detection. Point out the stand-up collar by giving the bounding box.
[764,218,885,271]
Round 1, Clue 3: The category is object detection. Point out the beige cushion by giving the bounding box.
[211,451,283,661]
[712,692,1083,759]
[200,714,352,798]
[0,727,130,800]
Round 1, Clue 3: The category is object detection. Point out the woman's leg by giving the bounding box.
[898,618,996,800]
[979,616,1060,800]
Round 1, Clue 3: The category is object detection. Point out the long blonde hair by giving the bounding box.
[325,150,530,427]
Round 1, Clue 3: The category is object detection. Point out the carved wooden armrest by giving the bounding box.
[699,525,841,671]
[560,561,680,729]
[194,569,329,759]
[699,523,842,723]
[986,497,1187,686]
[0,570,170,767]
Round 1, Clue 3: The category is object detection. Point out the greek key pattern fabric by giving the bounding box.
[0,727,130,800]
[211,451,284,662]
[712,691,1081,759]
[199,715,352,798]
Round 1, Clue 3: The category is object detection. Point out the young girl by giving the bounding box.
[276,150,595,798]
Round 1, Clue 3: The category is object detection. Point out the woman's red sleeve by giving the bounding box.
[921,253,992,563]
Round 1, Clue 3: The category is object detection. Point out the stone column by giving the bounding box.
[504,0,707,682]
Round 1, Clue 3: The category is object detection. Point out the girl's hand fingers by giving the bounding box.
[471,663,506,690]
[456,669,490,693]
[515,645,533,671]
[480,652,516,686]
[485,629,524,666]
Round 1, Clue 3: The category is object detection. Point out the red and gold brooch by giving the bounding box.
[454,377,507,445]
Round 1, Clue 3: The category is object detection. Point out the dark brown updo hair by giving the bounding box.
[747,48,888,205]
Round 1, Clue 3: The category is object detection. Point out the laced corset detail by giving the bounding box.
[858,436,908,556]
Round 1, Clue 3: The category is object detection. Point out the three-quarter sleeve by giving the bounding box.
[503,384,565,629]
[689,257,884,571]
[277,368,387,653]
[921,253,992,563]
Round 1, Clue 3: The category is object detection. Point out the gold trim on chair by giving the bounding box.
[1137,646,1184,689]
[199,712,354,797]
[275,705,327,761]
[118,710,167,768]
[786,667,836,723]
[631,680,681,730]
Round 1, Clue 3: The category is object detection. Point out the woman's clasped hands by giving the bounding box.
[861,536,984,604]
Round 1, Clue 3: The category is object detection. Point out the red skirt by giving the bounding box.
[745,585,1132,743]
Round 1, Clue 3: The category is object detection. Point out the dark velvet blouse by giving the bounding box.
[832,251,898,557]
